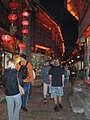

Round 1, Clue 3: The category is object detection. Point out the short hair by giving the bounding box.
[7,59,15,66]
[20,54,27,60]
[54,59,60,66]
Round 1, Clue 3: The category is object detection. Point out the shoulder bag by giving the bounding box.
[17,72,25,96]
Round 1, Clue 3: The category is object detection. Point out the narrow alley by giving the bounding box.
[0,81,88,120]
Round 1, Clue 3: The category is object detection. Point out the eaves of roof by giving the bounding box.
[30,1,65,55]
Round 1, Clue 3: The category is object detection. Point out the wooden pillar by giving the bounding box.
[0,40,2,84]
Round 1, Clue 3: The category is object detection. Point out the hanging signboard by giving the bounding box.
[4,51,13,69]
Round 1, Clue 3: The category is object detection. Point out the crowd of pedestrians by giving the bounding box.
[2,54,78,120]
[41,59,77,112]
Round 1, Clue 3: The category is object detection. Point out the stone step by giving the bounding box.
[0,96,5,104]
[75,91,86,106]
[73,85,82,93]
[34,78,42,86]
[84,97,90,119]
[69,95,84,113]
[82,87,90,97]
[0,88,5,104]
[73,84,87,95]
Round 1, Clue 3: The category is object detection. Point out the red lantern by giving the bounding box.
[8,13,17,21]
[3,41,8,46]
[19,43,26,52]
[22,11,29,17]
[22,20,29,26]
[9,1,18,10]
[1,34,11,41]
[22,29,29,34]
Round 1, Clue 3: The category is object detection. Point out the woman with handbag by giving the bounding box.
[2,59,23,120]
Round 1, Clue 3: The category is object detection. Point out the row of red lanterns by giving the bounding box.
[8,1,18,25]
[8,1,29,35]
[8,1,27,52]
[1,1,30,53]
[2,1,18,43]
[20,11,29,53]
[22,11,29,35]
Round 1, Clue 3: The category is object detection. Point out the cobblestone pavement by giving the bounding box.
[0,84,88,120]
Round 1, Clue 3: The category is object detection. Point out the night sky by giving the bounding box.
[40,0,78,61]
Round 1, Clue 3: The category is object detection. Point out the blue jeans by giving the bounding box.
[22,82,30,108]
[29,82,32,97]
[5,93,22,120]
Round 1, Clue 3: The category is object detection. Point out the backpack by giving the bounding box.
[19,61,28,79]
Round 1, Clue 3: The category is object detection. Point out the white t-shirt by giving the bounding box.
[33,70,36,79]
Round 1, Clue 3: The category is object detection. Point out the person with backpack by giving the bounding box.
[16,54,34,112]
[2,59,23,120]
[29,69,36,98]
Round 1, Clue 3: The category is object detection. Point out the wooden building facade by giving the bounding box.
[0,0,65,81]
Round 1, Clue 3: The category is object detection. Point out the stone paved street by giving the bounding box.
[0,83,88,120]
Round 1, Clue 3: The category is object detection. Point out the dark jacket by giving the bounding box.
[70,66,77,77]
[2,69,23,96]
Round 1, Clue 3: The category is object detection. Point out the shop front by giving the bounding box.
[79,1,90,80]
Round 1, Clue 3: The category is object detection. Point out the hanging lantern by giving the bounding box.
[19,43,26,53]
[22,11,29,17]
[8,13,17,21]
[22,20,29,26]
[22,29,29,34]
[1,34,11,41]
[3,41,8,46]
[9,1,18,10]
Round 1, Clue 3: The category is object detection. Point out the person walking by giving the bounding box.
[49,59,64,112]
[2,59,23,120]
[69,64,77,89]
[63,66,70,94]
[29,69,36,98]
[16,54,34,112]
[41,60,51,103]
